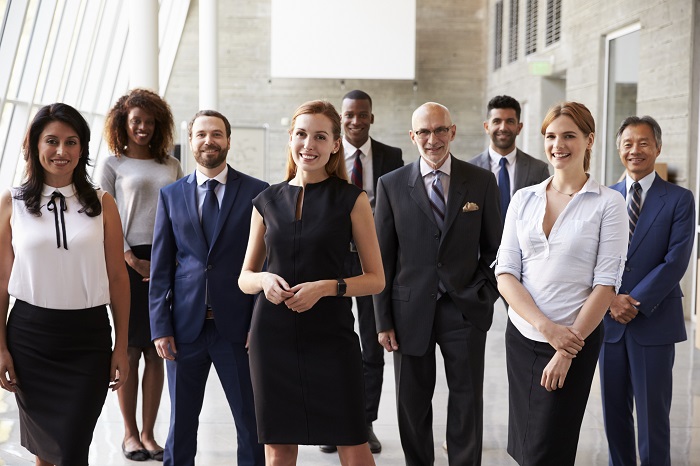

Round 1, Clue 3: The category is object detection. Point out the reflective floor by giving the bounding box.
[0,301,699,465]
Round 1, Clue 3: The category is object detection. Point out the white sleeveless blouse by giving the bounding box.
[8,184,110,309]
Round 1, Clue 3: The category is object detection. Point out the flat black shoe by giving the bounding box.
[148,448,164,461]
[122,442,149,462]
[319,445,337,453]
[367,425,382,454]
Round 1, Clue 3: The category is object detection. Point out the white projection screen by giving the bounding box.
[270,0,416,80]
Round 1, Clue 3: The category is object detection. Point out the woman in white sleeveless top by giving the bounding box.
[0,103,130,466]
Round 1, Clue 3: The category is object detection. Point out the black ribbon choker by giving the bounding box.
[47,191,68,250]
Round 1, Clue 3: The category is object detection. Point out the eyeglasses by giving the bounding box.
[413,125,454,140]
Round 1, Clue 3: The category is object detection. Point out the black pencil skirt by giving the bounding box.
[506,318,603,466]
[125,244,153,348]
[6,300,112,466]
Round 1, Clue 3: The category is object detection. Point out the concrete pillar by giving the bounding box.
[199,0,218,110]
[128,0,159,92]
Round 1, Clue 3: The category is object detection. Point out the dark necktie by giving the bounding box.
[351,149,363,189]
[428,170,447,298]
[628,181,642,243]
[498,157,510,223]
[202,179,220,247]
[429,170,446,230]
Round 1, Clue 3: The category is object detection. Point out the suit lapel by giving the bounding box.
[628,176,666,257]
[513,149,529,191]
[211,165,240,248]
[443,157,468,234]
[408,160,438,227]
[182,172,210,255]
[371,139,382,192]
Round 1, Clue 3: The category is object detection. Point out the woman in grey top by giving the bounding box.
[100,89,183,462]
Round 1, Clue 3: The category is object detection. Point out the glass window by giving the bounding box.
[603,26,640,185]
[525,0,537,55]
[494,1,503,70]
[545,0,560,46]
[508,0,519,63]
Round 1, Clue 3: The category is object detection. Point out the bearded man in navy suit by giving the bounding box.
[600,115,695,466]
[150,110,267,466]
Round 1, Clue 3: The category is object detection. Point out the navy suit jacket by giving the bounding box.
[469,148,550,192]
[604,174,695,345]
[373,156,502,356]
[149,165,269,345]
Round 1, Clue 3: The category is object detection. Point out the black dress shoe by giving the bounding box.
[367,425,382,454]
[319,445,337,453]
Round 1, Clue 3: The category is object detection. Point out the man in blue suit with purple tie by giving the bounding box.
[600,116,695,466]
[149,110,267,466]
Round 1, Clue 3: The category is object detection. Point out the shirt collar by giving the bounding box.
[534,174,600,198]
[42,184,76,198]
[196,167,228,186]
[343,137,372,160]
[625,171,655,193]
[488,147,517,166]
[420,154,452,177]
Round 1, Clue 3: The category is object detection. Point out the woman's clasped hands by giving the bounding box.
[539,322,585,391]
[261,272,326,313]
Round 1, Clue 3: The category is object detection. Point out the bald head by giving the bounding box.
[411,102,452,128]
[410,102,456,169]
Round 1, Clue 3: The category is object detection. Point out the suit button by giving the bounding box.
[625,266,631,272]
[430,293,437,299]
[434,233,439,240]
[437,262,443,268]
[207,265,213,270]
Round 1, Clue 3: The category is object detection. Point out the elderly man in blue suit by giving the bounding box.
[600,115,695,466]
[149,110,267,466]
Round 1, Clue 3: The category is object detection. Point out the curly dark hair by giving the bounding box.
[104,88,174,163]
[17,103,101,217]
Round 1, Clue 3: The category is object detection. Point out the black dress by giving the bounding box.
[249,177,367,445]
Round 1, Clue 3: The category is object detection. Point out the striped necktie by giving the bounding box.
[628,182,642,243]
[429,170,447,298]
[429,170,446,230]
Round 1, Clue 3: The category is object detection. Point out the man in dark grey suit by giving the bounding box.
[469,95,550,223]
[374,102,501,465]
[320,90,403,454]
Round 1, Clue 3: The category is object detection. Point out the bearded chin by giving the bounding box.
[195,149,228,169]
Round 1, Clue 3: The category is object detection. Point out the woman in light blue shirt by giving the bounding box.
[496,101,627,465]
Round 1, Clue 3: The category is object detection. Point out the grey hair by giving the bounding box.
[616,115,662,149]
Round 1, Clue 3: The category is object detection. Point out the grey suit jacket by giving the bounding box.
[468,148,550,193]
[373,156,502,356]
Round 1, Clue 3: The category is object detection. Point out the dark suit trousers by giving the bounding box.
[345,250,384,424]
[599,331,675,466]
[394,295,486,466]
[164,321,264,466]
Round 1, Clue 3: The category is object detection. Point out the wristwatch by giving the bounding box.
[336,278,347,297]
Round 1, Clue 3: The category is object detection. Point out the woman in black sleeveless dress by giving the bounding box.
[239,100,384,466]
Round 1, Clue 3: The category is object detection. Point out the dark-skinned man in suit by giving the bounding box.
[320,90,403,455]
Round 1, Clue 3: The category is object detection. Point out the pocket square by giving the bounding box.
[462,202,479,212]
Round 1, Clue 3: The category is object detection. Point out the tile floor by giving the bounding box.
[0,301,698,465]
